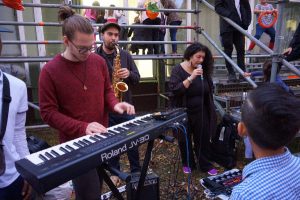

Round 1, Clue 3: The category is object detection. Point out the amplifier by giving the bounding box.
[126,172,159,200]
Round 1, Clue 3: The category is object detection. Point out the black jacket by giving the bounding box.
[215,0,251,34]
[289,23,300,50]
[128,23,145,41]
[96,46,140,103]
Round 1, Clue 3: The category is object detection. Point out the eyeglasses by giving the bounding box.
[69,40,95,54]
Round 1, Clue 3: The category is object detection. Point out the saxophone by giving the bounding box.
[112,44,128,102]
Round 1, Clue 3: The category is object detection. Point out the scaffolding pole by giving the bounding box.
[0,54,273,63]
[0,2,197,13]
[0,21,196,29]
[2,40,194,45]
[270,0,285,82]
[201,0,300,77]
[28,102,40,110]
[201,30,258,88]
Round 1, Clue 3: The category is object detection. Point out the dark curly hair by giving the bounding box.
[183,42,214,78]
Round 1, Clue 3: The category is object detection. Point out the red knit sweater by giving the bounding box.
[39,53,119,143]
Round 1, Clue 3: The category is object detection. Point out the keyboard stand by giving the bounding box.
[98,165,124,200]
[98,140,156,200]
[135,140,154,200]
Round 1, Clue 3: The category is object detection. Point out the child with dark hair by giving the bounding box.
[244,60,293,94]
[231,84,300,199]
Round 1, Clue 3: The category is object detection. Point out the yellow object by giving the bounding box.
[286,19,297,31]
[112,44,128,102]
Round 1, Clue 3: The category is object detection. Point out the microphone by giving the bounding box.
[197,64,203,80]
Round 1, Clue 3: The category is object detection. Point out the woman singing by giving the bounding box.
[169,42,218,175]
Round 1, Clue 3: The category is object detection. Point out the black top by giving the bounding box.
[169,64,217,137]
[215,0,251,34]
[169,64,213,112]
[169,64,209,113]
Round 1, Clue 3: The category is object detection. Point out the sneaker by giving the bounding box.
[183,166,192,174]
[207,168,218,176]
[246,50,252,54]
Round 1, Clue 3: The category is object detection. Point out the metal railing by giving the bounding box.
[0,2,197,13]
[201,0,300,78]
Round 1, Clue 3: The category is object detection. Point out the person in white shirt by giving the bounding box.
[0,27,32,200]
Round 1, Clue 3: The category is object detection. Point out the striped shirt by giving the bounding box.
[230,148,300,200]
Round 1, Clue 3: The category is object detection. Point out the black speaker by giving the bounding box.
[126,172,159,200]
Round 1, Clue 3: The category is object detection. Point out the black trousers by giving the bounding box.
[0,176,24,200]
[221,30,246,75]
[174,112,213,172]
[72,169,102,200]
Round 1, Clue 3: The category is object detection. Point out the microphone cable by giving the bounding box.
[177,123,191,200]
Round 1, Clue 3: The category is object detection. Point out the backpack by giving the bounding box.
[27,135,50,154]
[210,114,239,169]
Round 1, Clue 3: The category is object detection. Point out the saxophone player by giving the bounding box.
[96,22,141,186]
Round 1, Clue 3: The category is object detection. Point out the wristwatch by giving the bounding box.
[187,76,193,83]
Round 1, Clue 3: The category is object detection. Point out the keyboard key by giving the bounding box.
[51,150,60,157]
[66,145,75,151]
[73,142,82,148]
[59,147,69,154]
[83,139,92,145]
[89,136,99,142]
[45,152,54,159]
[39,154,48,162]
[108,130,117,135]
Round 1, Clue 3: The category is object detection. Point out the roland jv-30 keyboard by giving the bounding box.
[16,111,187,194]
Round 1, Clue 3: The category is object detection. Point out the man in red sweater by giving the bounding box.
[38,6,135,200]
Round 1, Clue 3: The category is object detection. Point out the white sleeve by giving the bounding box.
[14,83,30,158]
[17,82,28,113]
[14,112,30,158]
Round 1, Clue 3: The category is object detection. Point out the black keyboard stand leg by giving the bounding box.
[135,140,154,200]
[98,165,124,200]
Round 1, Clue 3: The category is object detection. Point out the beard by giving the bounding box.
[105,41,116,51]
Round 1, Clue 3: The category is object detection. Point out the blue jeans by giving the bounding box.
[0,176,24,200]
[108,113,141,174]
[254,23,275,43]
[169,21,182,53]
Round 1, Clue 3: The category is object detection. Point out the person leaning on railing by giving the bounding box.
[284,22,300,62]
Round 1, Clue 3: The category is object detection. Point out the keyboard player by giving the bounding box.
[38,6,135,200]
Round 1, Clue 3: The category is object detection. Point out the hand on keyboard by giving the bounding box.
[86,122,107,135]
[114,102,135,115]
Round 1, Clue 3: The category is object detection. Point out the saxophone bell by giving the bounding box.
[116,82,128,92]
